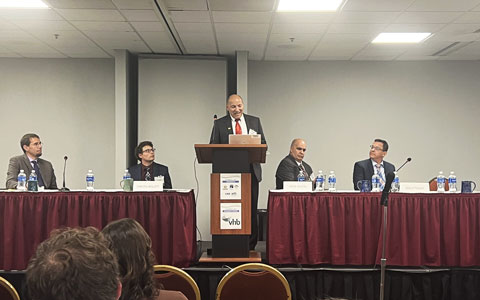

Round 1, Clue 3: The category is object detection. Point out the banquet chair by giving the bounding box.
[429,177,449,191]
[0,276,20,300]
[215,263,291,300]
[153,265,201,300]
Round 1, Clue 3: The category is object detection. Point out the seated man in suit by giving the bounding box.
[6,133,57,189]
[128,141,172,189]
[275,138,313,189]
[26,227,122,300]
[353,138,395,190]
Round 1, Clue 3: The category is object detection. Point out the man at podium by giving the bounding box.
[210,94,267,250]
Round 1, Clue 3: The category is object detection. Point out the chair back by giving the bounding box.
[216,263,291,300]
[153,265,201,300]
[429,177,450,191]
[0,276,20,300]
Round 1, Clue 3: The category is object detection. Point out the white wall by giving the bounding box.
[249,61,480,208]
[138,57,227,241]
[0,58,115,189]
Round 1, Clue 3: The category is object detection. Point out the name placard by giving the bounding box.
[133,181,164,192]
[400,182,430,193]
[283,181,312,192]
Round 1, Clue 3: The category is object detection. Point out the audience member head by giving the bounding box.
[20,133,42,158]
[135,141,156,165]
[102,218,158,300]
[226,94,244,120]
[26,227,121,300]
[290,138,307,163]
[369,138,389,163]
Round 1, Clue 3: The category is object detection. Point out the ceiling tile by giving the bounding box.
[274,12,335,23]
[209,0,276,11]
[343,0,415,11]
[165,0,208,11]
[10,20,76,31]
[215,23,269,33]
[137,31,178,53]
[178,33,217,54]
[406,0,480,12]
[335,12,401,23]
[83,30,142,41]
[56,9,125,21]
[0,9,63,21]
[31,31,98,48]
[71,21,133,31]
[394,12,463,24]
[121,10,160,22]
[272,23,328,34]
[45,0,115,9]
[212,11,272,23]
[169,11,211,22]
[0,53,22,57]
[0,19,17,30]
[383,23,445,32]
[175,22,213,33]
[20,52,67,58]
[112,0,153,9]
[264,56,308,61]
[130,22,166,32]
[454,12,480,23]
[321,33,375,44]
[395,55,438,60]
[309,55,353,60]
[217,32,267,59]
[352,54,399,61]
[328,23,388,34]
[439,23,480,34]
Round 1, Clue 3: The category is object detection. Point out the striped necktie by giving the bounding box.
[376,164,385,191]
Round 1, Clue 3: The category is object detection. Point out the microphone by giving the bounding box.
[60,155,70,192]
[380,172,395,206]
[396,157,412,173]
[210,114,218,144]
[214,114,217,120]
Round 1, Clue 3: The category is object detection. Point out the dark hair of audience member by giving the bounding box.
[102,218,159,300]
[26,227,119,300]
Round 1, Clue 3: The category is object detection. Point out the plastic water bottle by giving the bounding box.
[328,171,336,192]
[437,171,445,193]
[86,170,95,191]
[315,170,324,191]
[371,173,380,192]
[17,169,27,191]
[27,170,38,191]
[297,169,306,181]
[448,171,457,193]
[391,172,400,192]
[123,169,132,180]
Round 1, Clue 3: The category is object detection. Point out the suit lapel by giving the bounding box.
[244,114,250,132]
[22,154,33,174]
[222,116,233,135]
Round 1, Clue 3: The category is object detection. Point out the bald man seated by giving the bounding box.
[275,138,313,189]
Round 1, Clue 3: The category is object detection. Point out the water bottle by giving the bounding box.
[448,171,457,193]
[437,171,445,193]
[123,169,132,180]
[371,173,380,192]
[27,170,38,191]
[86,170,95,191]
[297,169,306,181]
[328,171,336,192]
[391,172,400,192]
[315,170,324,191]
[17,169,27,191]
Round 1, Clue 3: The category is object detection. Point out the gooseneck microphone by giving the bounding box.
[380,172,395,206]
[60,155,70,192]
[396,157,412,173]
[210,114,218,144]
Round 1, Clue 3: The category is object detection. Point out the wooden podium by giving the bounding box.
[195,144,267,259]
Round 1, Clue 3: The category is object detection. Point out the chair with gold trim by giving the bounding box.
[0,276,20,300]
[153,265,201,300]
[216,263,291,300]
[429,177,449,191]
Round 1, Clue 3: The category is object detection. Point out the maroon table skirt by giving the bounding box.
[267,191,480,267]
[0,190,197,271]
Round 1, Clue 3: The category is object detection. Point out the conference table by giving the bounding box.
[0,190,197,271]
[267,191,480,267]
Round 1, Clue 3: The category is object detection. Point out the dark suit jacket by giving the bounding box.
[275,155,313,189]
[6,154,57,189]
[209,113,267,182]
[128,162,172,189]
[353,158,395,190]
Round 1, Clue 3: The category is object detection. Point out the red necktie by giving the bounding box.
[235,119,242,134]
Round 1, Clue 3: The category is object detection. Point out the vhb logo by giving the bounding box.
[228,219,241,225]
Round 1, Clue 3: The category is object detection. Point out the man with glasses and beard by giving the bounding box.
[353,138,395,191]
[128,141,172,189]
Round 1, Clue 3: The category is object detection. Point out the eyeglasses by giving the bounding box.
[30,142,42,147]
[296,147,306,152]
[142,148,156,153]
[370,145,384,151]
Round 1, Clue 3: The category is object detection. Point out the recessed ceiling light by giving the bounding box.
[0,0,48,8]
[372,33,431,44]
[277,0,344,12]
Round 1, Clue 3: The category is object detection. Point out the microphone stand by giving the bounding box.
[379,174,394,300]
[60,156,70,192]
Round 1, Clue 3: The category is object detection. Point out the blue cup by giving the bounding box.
[461,181,476,193]
[357,180,371,192]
